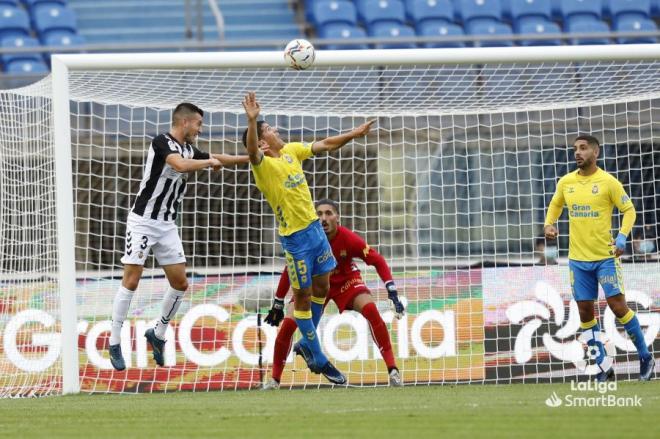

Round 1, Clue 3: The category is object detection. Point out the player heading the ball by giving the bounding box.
[544,135,655,382]
[108,103,250,371]
[242,91,374,385]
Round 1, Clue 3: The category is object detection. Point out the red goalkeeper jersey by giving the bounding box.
[275,225,393,298]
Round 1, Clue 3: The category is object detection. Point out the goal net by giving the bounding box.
[1,47,659,396]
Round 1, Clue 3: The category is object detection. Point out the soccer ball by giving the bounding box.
[574,331,617,376]
[284,39,315,70]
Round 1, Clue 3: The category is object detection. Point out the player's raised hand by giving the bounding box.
[385,281,405,319]
[353,119,376,137]
[242,92,260,120]
[264,298,285,326]
[544,225,558,240]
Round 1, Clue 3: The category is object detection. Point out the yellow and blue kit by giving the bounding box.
[251,142,336,289]
[544,168,636,300]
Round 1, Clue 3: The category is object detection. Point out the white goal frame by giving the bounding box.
[51,44,660,394]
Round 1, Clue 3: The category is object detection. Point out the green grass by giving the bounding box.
[1,382,659,439]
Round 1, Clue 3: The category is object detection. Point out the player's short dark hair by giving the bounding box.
[315,199,339,214]
[241,121,266,148]
[172,103,203,126]
[574,135,600,149]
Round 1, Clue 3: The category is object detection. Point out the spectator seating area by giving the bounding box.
[68,0,302,45]
[0,0,84,74]
[307,0,660,48]
[1,0,660,80]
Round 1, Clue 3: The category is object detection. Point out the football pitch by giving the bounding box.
[1,382,659,438]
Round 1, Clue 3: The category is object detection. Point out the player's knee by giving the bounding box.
[121,275,140,291]
[312,283,328,298]
[607,297,629,318]
[171,279,189,292]
[122,280,139,291]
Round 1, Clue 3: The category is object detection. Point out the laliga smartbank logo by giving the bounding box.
[545,381,642,408]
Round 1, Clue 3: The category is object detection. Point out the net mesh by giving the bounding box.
[0,78,62,397]
[1,58,659,396]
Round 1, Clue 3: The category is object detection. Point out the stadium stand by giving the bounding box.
[318,23,369,48]
[370,21,417,47]
[33,3,78,40]
[509,0,554,31]
[0,5,30,38]
[1,0,660,86]
[518,19,562,45]
[69,0,302,44]
[0,0,83,82]
[407,0,454,27]
[614,15,658,44]
[306,0,659,48]
[418,20,466,47]
[1,34,40,64]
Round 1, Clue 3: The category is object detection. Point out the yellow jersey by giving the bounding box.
[545,168,635,261]
[251,142,318,236]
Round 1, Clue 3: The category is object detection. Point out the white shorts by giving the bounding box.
[120,212,186,266]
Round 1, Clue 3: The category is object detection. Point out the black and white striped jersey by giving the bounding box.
[131,133,210,222]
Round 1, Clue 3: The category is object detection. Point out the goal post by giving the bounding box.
[51,57,79,395]
[2,45,660,397]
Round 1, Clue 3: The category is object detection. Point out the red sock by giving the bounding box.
[361,302,397,370]
[271,317,297,382]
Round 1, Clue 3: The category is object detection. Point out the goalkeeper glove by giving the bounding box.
[264,298,285,326]
[385,281,405,319]
[615,233,627,251]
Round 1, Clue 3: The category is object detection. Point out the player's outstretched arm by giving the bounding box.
[311,120,375,154]
[362,245,405,319]
[166,154,221,173]
[211,153,251,167]
[242,92,263,165]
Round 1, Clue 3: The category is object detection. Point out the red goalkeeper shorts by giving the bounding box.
[326,276,370,312]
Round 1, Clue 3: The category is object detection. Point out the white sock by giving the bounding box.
[154,286,185,340]
[110,286,134,345]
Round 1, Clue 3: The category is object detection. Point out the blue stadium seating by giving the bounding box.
[369,22,416,48]
[23,0,68,9]
[518,18,562,45]
[42,29,84,47]
[1,35,41,64]
[313,1,357,28]
[609,0,651,22]
[32,4,77,39]
[565,16,611,44]
[418,20,465,47]
[614,15,657,43]
[458,0,503,25]
[0,0,18,7]
[468,20,513,46]
[406,0,454,26]
[653,0,660,18]
[559,0,602,23]
[361,0,406,27]
[4,58,48,74]
[0,6,30,38]
[318,23,369,49]
[510,0,553,32]
[501,0,511,19]
[510,0,552,21]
